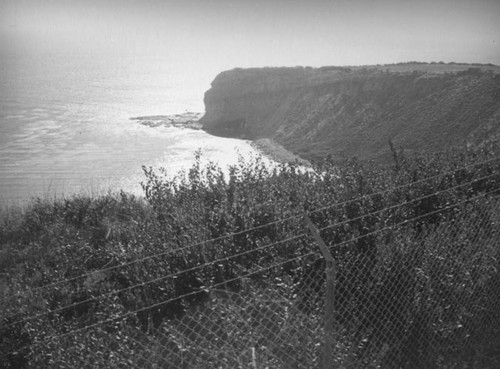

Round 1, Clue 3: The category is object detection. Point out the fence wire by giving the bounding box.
[118,195,500,369]
[2,193,500,368]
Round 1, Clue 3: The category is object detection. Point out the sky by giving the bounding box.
[1,0,499,78]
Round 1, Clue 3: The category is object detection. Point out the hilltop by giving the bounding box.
[201,62,500,163]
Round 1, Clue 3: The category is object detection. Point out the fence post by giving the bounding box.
[305,215,335,369]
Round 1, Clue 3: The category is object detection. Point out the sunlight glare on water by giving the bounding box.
[0,52,267,205]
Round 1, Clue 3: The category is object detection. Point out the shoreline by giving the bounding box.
[250,138,311,166]
[2,113,310,208]
[130,112,203,129]
[131,113,311,167]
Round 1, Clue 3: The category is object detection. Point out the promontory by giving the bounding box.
[200,63,500,163]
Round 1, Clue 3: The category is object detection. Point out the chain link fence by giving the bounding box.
[89,193,500,368]
[2,192,500,368]
[128,283,324,368]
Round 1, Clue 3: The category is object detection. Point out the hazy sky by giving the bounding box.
[1,0,499,75]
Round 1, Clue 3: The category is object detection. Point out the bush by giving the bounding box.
[1,137,499,367]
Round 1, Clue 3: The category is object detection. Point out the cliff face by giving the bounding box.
[201,64,500,162]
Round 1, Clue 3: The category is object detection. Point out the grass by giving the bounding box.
[202,65,500,164]
[1,137,500,368]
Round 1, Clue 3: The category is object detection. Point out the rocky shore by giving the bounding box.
[131,112,306,166]
[131,112,203,129]
[130,112,311,167]
[200,63,500,163]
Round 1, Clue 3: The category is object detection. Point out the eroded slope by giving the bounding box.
[201,64,500,162]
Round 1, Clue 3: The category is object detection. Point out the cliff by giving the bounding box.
[200,63,500,163]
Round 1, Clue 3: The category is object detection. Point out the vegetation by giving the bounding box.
[202,65,500,163]
[1,138,500,368]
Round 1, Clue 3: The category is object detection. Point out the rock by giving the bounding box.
[131,112,203,130]
[200,63,500,163]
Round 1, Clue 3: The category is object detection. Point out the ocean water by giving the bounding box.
[0,52,263,205]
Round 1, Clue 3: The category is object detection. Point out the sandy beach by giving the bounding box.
[251,138,311,166]
[132,113,311,167]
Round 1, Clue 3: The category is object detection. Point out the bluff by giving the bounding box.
[200,63,500,163]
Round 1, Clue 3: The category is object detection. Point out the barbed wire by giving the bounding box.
[3,188,498,360]
[3,233,307,327]
[9,159,499,299]
[1,169,497,327]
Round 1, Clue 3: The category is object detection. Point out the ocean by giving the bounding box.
[0,52,264,205]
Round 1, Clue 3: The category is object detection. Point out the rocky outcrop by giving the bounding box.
[201,64,500,163]
[131,112,202,129]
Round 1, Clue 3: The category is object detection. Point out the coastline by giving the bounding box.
[250,138,311,166]
[132,113,311,167]
[130,112,203,129]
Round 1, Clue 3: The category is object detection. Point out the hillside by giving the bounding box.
[2,138,500,368]
[200,63,500,163]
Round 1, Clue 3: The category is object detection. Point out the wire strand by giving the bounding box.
[2,190,499,360]
[5,185,499,330]
[12,155,500,298]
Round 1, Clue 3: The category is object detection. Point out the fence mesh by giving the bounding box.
[2,192,500,368]
[116,194,500,369]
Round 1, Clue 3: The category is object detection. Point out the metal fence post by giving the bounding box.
[305,215,336,369]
